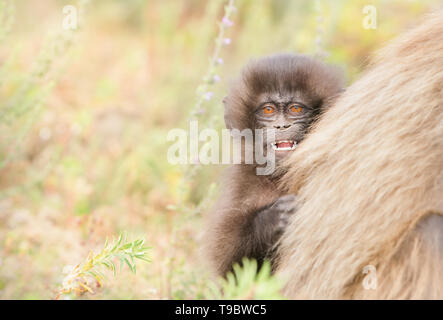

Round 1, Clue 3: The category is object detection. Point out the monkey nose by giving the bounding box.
[274,124,292,130]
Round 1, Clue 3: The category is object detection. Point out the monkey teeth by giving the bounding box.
[272,140,297,151]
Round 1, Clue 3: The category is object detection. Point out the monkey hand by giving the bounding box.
[253,194,298,244]
[271,194,298,235]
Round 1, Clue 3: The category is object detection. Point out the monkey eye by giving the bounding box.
[289,104,304,114]
[262,104,276,116]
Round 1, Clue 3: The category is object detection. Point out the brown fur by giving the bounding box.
[204,54,344,276]
[224,54,344,131]
[276,10,443,299]
[204,164,284,275]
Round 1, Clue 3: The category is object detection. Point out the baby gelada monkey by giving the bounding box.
[204,53,344,276]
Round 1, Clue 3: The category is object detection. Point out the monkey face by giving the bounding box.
[224,53,344,164]
[253,93,317,161]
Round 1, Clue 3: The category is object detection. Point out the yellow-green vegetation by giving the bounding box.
[0,0,439,299]
[56,233,150,299]
[207,259,285,300]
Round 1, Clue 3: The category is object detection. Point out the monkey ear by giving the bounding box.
[222,96,233,130]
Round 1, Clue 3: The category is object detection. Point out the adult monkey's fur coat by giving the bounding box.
[276,10,443,299]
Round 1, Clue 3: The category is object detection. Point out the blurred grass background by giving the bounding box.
[0,0,440,299]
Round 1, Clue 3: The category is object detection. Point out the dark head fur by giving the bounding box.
[224,53,344,131]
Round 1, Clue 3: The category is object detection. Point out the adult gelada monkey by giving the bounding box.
[204,54,344,276]
[276,9,443,299]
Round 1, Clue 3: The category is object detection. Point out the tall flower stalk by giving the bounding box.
[175,0,236,206]
[189,0,236,120]
[314,0,329,59]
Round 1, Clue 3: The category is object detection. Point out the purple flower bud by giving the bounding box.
[213,75,221,83]
[222,17,234,27]
[216,58,224,65]
[223,38,231,45]
[204,92,214,101]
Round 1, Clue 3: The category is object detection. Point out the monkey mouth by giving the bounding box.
[272,140,297,151]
